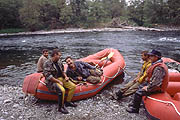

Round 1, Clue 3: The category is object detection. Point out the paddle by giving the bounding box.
[95,51,114,68]
[101,52,114,69]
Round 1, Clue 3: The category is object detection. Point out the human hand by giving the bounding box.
[65,77,69,82]
[59,81,63,86]
[142,86,148,91]
[77,76,83,81]
[133,78,138,82]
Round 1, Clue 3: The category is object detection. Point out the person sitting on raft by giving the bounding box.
[65,56,103,84]
[126,49,169,113]
[43,49,77,114]
[114,51,151,100]
[37,49,49,73]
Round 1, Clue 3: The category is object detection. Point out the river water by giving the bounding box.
[0,30,180,86]
[0,30,180,120]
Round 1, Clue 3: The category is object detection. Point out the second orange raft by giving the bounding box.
[143,57,180,120]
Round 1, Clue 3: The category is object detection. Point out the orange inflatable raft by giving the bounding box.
[23,48,125,101]
[143,57,180,120]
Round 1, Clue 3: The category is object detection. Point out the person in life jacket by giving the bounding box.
[126,49,169,113]
[114,51,151,100]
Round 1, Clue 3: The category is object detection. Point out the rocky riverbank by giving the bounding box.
[0,84,148,120]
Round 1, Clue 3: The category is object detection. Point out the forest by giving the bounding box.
[0,0,180,32]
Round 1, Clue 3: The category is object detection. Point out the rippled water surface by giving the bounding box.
[0,31,180,86]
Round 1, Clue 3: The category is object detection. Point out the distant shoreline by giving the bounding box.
[0,26,180,37]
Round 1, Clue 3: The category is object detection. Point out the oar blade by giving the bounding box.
[107,52,114,59]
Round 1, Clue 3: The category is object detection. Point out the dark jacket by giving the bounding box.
[66,61,95,81]
[43,59,64,91]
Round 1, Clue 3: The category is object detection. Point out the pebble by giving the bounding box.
[0,85,147,120]
[3,99,11,104]
[13,104,19,108]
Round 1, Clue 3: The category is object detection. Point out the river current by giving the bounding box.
[0,30,180,86]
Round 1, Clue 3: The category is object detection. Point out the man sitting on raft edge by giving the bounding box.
[43,49,77,114]
[114,51,151,100]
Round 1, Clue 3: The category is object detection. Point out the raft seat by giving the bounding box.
[173,92,180,101]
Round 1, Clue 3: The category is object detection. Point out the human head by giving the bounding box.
[148,49,162,63]
[141,51,149,61]
[51,49,61,62]
[65,56,75,68]
[42,49,48,58]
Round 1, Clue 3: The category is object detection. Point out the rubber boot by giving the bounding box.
[115,90,123,100]
[65,101,77,107]
[56,85,69,114]
[58,106,69,114]
[126,94,141,113]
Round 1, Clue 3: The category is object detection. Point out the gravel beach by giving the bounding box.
[0,84,148,120]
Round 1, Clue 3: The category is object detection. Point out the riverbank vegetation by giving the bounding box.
[0,0,180,33]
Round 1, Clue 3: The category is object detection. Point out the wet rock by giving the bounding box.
[0,85,148,120]
[3,99,12,104]
[18,95,24,99]
[13,104,19,108]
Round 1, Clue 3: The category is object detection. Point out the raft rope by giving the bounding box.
[39,80,46,86]
[103,65,125,79]
[119,65,135,78]
[147,96,180,117]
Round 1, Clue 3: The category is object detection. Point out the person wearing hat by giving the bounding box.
[126,49,169,113]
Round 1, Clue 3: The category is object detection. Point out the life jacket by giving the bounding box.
[147,61,169,92]
[138,60,151,83]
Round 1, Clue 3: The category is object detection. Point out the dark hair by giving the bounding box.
[42,49,48,53]
[141,51,149,56]
[51,49,60,57]
[65,56,72,62]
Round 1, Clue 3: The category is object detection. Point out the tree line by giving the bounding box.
[0,0,180,31]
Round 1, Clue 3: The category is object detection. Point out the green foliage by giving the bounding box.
[127,0,180,26]
[1,0,180,32]
[85,1,108,27]
[101,0,126,19]
[167,0,180,25]
[69,0,89,27]
[127,0,145,26]
[0,0,22,29]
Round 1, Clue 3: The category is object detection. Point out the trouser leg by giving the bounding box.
[130,85,149,110]
[64,81,76,102]
[116,80,135,98]
[55,83,65,108]
[126,89,145,113]
[131,92,142,110]
[122,82,140,97]
[58,77,76,102]
[120,80,136,93]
